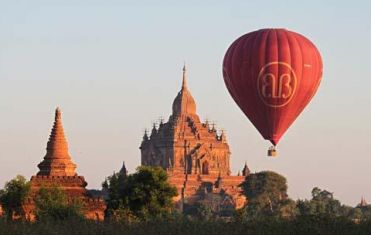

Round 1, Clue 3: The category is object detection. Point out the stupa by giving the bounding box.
[23,108,106,221]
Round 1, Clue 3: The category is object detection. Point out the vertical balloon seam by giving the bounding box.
[274,30,285,144]
[277,29,296,144]
[247,31,262,135]
[255,30,269,140]
[223,38,238,108]
[296,35,316,124]
[264,29,275,144]
[230,36,246,111]
[283,29,294,143]
[272,29,280,145]
[286,31,305,139]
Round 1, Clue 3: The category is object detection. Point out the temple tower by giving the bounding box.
[25,108,106,221]
[140,66,247,210]
[140,65,231,176]
[37,107,77,176]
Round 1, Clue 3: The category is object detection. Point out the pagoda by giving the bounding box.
[24,108,106,221]
[358,197,368,207]
[140,66,248,210]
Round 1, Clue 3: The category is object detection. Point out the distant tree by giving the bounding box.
[297,187,346,217]
[240,171,290,219]
[102,171,127,218]
[360,206,371,219]
[278,198,299,218]
[348,207,363,221]
[103,166,177,221]
[35,185,83,221]
[0,175,31,220]
[242,171,288,205]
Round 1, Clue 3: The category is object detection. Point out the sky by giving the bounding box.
[0,0,370,206]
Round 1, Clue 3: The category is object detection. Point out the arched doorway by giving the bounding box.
[202,161,209,175]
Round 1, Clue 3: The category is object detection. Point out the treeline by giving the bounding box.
[1,168,371,234]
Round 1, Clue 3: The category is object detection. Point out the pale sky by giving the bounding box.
[1,0,370,206]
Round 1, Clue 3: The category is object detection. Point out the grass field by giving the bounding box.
[1,216,371,235]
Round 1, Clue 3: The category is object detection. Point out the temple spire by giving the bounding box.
[171,65,197,116]
[37,107,77,176]
[242,161,250,176]
[143,129,149,141]
[47,107,69,159]
[119,161,128,177]
[360,196,368,207]
[182,63,187,89]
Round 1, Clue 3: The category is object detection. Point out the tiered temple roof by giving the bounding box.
[140,66,248,210]
[141,65,232,175]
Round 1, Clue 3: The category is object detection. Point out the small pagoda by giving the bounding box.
[24,108,106,221]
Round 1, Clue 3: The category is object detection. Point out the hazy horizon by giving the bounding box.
[1,0,371,206]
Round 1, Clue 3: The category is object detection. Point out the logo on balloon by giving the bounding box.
[257,62,297,107]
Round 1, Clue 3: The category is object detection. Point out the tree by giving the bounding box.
[297,187,345,217]
[348,207,363,221]
[103,166,178,221]
[277,198,298,218]
[240,171,289,219]
[358,205,371,220]
[0,175,30,220]
[183,200,215,221]
[35,185,83,221]
[242,171,288,204]
[102,171,127,219]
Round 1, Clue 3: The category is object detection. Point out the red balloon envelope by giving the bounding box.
[223,28,323,146]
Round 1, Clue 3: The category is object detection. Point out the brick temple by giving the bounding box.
[140,66,248,210]
[23,108,106,221]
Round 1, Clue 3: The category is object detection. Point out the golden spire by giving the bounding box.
[37,107,77,176]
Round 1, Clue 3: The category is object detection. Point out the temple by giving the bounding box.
[140,66,248,210]
[358,197,368,207]
[23,108,106,221]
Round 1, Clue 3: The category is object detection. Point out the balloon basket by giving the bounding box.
[268,147,277,157]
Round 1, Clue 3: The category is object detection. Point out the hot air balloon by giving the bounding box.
[223,28,323,156]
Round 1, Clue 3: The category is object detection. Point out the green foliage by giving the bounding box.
[35,186,83,221]
[297,187,346,218]
[241,171,290,220]
[102,171,127,218]
[348,207,363,221]
[0,175,31,220]
[183,201,214,221]
[103,166,178,221]
[358,205,371,220]
[183,193,236,220]
[242,171,288,204]
[122,166,178,219]
[277,198,299,218]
